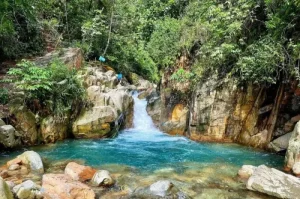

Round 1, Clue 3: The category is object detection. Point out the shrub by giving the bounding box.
[7,60,85,119]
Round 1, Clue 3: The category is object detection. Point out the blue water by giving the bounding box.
[0,95,284,172]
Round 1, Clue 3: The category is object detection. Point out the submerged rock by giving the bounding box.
[42,174,95,199]
[91,170,114,187]
[132,180,188,199]
[285,121,300,171]
[0,177,13,199]
[238,165,256,179]
[65,162,96,182]
[0,125,21,148]
[17,151,44,174]
[247,165,300,198]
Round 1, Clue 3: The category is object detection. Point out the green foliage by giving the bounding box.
[7,60,85,118]
[170,68,194,83]
[147,18,182,68]
[0,88,9,105]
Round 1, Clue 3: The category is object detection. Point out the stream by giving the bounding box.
[0,94,284,198]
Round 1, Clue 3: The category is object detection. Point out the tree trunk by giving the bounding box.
[265,83,284,145]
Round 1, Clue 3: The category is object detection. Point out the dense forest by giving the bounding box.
[1,0,299,84]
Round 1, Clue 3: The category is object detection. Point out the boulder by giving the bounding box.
[13,180,42,199]
[238,165,256,179]
[268,132,292,152]
[91,170,114,187]
[41,116,69,143]
[42,174,95,199]
[0,125,21,148]
[65,162,96,182]
[35,48,83,69]
[285,121,300,171]
[149,180,174,197]
[0,119,5,126]
[12,108,38,145]
[72,106,117,139]
[17,151,44,174]
[292,162,300,177]
[0,177,13,199]
[247,165,300,199]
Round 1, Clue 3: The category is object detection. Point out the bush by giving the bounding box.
[7,60,85,119]
[0,88,9,105]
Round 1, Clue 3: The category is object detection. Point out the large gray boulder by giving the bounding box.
[285,121,300,171]
[268,132,292,152]
[247,165,300,199]
[0,177,13,199]
[17,151,44,174]
[0,125,21,148]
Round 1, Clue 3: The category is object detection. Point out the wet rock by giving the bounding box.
[0,125,21,148]
[41,116,69,143]
[42,174,95,199]
[65,162,96,182]
[132,180,188,199]
[161,104,188,136]
[17,151,44,174]
[91,170,114,187]
[285,121,300,171]
[13,180,42,199]
[0,177,13,199]
[247,165,300,198]
[150,180,174,197]
[268,132,292,152]
[146,94,161,126]
[238,165,256,179]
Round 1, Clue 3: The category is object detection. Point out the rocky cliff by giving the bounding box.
[147,58,300,150]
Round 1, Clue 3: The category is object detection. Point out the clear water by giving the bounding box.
[0,95,284,172]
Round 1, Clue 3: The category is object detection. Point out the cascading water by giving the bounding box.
[0,94,283,172]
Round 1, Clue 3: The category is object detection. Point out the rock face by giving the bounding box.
[146,94,161,127]
[285,121,300,171]
[161,104,188,136]
[17,151,44,174]
[268,132,292,152]
[12,108,38,146]
[247,165,300,199]
[41,116,69,143]
[0,177,13,199]
[91,170,114,186]
[65,162,96,182]
[0,125,21,148]
[72,66,134,139]
[42,174,95,199]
